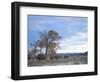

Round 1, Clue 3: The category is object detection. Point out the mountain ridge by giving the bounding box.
[57,51,88,56]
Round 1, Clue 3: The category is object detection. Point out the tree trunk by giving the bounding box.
[45,38,49,60]
[40,48,42,54]
[34,45,37,55]
[32,45,36,59]
[32,45,37,61]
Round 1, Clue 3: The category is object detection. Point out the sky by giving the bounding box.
[28,15,88,53]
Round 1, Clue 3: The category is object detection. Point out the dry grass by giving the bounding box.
[28,55,87,67]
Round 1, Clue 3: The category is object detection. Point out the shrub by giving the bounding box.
[36,54,46,60]
[64,56,69,58]
[54,55,61,59]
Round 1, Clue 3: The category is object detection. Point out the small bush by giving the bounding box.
[64,56,69,58]
[54,55,61,59]
[36,54,46,60]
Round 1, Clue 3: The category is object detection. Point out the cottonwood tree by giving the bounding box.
[39,30,61,60]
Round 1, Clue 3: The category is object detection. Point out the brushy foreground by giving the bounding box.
[28,55,87,67]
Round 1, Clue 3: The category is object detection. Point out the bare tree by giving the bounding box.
[30,41,39,58]
[37,40,45,54]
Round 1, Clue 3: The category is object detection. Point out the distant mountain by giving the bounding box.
[57,51,88,57]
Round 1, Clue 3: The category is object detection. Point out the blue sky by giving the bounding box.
[28,15,88,53]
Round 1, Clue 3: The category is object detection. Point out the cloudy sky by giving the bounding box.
[28,15,88,53]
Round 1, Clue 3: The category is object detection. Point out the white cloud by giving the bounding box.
[57,32,88,53]
[57,44,87,53]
